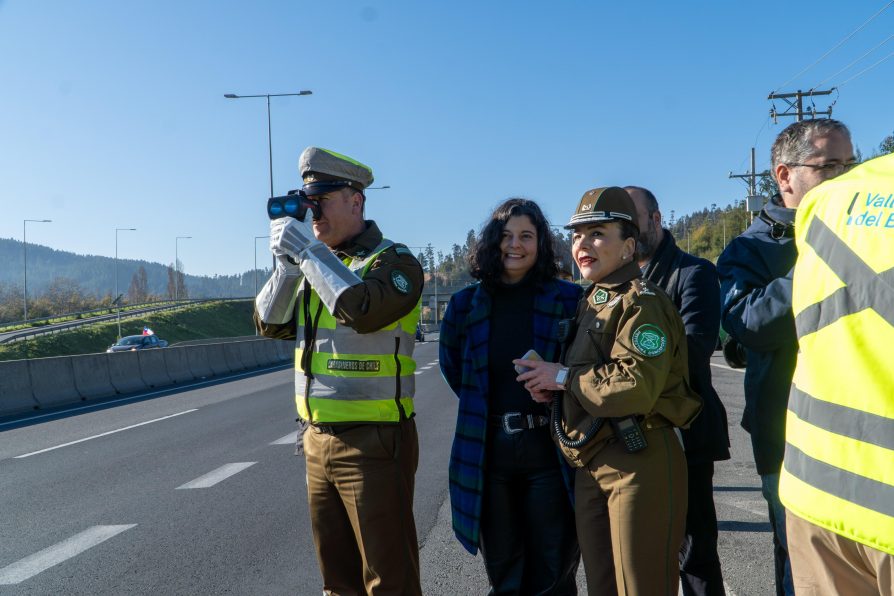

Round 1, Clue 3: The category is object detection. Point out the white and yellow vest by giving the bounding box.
[294,239,420,424]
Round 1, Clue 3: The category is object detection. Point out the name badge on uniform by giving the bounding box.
[593,289,609,305]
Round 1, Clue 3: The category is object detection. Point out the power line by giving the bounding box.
[771,0,894,93]
[811,34,894,89]
[837,48,894,87]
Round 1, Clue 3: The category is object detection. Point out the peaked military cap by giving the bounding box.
[299,147,375,195]
[564,186,639,231]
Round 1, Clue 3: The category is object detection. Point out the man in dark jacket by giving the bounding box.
[627,186,731,596]
[716,119,855,596]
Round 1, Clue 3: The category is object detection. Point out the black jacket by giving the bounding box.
[642,231,731,464]
[716,197,797,475]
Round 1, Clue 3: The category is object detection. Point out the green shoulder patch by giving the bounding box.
[391,270,412,294]
[593,288,609,305]
[632,324,667,357]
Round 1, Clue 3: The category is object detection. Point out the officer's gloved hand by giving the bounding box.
[270,217,319,263]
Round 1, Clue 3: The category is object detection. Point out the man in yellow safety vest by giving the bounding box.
[255,147,424,595]
[779,152,894,594]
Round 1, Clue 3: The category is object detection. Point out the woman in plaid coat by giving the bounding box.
[440,198,583,594]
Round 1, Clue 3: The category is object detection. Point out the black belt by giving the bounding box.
[489,412,550,435]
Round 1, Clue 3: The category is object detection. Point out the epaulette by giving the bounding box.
[634,278,657,297]
[393,243,415,257]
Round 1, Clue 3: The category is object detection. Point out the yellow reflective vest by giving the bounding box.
[779,153,894,556]
[294,239,420,424]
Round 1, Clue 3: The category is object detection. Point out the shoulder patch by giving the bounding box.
[391,270,412,295]
[394,244,414,256]
[592,288,609,305]
[632,324,667,357]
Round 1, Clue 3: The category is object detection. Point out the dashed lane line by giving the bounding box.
[176,462,257,489]
[271,431,298,445]
[0,525,136,585]
[14,410,199,459]
[710,362,745,373]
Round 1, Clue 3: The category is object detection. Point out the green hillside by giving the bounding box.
[0,300,258,362]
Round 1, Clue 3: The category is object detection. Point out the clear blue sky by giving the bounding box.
[2,0,892,277]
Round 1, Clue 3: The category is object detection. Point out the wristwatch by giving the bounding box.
[555,367,569,388]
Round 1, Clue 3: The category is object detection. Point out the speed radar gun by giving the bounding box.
[267,189,321,221]
[256,190,322,326]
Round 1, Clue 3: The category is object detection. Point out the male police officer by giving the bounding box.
[255,147,424,595]
[717,119,855,596]
[627,186,730,596]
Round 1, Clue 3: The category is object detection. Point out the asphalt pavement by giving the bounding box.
[0,340,775,595]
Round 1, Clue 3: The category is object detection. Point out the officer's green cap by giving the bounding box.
[299,147,374,195]
[564,186,640,231]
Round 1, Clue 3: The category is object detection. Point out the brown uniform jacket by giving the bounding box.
[254,220,424,338]
[558,260,702,467]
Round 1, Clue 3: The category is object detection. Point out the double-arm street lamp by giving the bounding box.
[175,236,192,301]
[224,90,313,198]
[115,228,136,339]
[23,219,52,321]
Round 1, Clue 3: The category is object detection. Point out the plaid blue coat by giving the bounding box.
[439,278,583,554]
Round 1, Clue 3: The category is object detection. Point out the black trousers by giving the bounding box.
[480,426,579,596]
[679,461,726,596]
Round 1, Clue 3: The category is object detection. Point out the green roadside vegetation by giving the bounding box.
[0,300,256,362]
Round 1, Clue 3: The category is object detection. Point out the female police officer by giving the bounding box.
[515,187,702,595]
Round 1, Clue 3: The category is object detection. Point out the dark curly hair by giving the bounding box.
[469,198,559,286]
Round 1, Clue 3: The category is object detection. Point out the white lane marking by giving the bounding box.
[14,410,198,459]
[176,462,256,489]
[271,431,298,445]
[0,524,136,585]
[710,362,745,373]
[414,372,423,376]
[419,366,432,371]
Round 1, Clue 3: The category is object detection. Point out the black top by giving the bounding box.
[486,274,546,417]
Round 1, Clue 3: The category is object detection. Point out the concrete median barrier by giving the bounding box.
[108,351,149,395]
[254,339,278,366]
[30,356,82,409]
[223,342,247,372]
[72,354,116,400]
[138,349,173,388]
[0,359,39,416]
[186,345,214,379]
[275,340,294,363]
[163,346,195,383]
[236,341,260,369]
[206,343,231,376]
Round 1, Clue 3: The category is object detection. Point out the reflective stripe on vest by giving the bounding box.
[294,239,421,424]
[779,154,894,556]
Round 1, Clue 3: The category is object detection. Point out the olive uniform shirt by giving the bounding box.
[558,260,702,467]
[254,220,424,338]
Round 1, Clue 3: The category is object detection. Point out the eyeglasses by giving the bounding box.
[785,161,859,177]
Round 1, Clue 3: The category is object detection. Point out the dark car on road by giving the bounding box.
[107,334,168,353]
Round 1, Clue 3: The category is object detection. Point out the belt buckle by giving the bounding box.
[502,412,523,435]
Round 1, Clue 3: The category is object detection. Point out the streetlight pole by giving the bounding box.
[223,90,313,198]
[175,236,192,302]
[115,227,136,339]
[23,219,52,321]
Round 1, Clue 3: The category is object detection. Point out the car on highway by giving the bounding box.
[106,334,168,353]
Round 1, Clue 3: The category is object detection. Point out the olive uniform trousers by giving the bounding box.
[574,425,688,596]
[303,417,421,596]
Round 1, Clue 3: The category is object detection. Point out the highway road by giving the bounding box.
[0,340,776,595]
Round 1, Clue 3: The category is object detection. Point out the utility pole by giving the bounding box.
[729,148,767,223]
[768,88,835,122]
